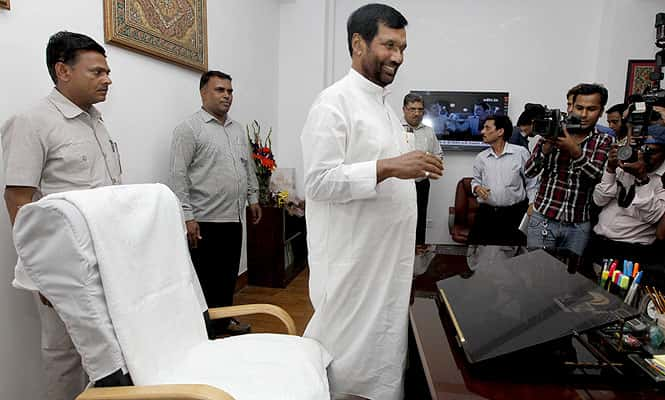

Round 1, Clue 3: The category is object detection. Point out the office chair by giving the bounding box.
[13,184,331,400]
[448,177,478,243]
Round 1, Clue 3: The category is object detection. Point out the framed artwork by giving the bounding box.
[0,0,10,10]
[103,0,207,72]
[624,59,657,102]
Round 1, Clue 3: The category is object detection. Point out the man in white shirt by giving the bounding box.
[402,93,442,247]
[589,124,665,265]
[300,4,443,400]
[469,115,536,245]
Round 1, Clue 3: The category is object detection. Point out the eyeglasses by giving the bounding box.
[405,107,424,113]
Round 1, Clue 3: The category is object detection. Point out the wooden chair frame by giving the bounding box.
[76,304,297,400]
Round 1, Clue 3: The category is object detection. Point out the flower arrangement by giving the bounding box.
[247,120,276,205]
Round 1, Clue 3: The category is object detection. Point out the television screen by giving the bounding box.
[411,90,510,151]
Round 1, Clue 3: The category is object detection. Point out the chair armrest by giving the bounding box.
[76,384,234,400]
[448,206,455,233]
[208,304,297,335]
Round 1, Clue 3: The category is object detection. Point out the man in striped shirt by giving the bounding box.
[525,83,613,256]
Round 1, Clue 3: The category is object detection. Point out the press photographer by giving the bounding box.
[524,83,614,257]
[617,96,665,163]
[588,124,665,266]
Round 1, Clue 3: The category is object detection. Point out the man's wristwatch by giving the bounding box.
[635,176,650,186]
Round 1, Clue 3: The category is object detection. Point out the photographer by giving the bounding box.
[509,103,545,149]
[606,103,629,145]
[524,83,614,257]
[588,124,665,264]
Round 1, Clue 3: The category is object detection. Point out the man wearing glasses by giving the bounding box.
[402,93,442,248]
[588,124,665,265]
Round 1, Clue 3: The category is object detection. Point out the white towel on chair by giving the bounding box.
[39,183,332,399]
[49,183,208,384]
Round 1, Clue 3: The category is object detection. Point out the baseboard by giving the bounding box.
[235,271,248,292]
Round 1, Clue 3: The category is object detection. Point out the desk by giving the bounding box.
[408,246,664,399]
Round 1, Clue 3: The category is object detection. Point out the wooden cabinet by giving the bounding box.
[246,207,307,288]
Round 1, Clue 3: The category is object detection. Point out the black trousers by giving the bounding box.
[189,222,242,326]
[415,179,430,245]
[468,200,528,245]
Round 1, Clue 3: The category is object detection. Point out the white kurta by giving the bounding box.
[301,69,417,400]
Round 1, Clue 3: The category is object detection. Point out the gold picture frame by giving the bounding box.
[624,59,657,102]
[0,0,10,10]
[103,0,207,72]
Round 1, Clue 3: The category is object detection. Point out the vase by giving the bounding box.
[257,173,272,206]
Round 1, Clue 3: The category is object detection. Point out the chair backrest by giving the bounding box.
[450,177,478,243]
[13,198,126,382]
[13,184,208,385]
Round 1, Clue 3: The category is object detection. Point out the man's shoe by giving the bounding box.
[225,318,251,335]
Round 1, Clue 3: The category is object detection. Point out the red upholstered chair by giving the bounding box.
[448,177,479,244]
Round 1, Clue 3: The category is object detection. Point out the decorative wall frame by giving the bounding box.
[103,0,207,72]
[624,59,657,102]
[0,0,10,10]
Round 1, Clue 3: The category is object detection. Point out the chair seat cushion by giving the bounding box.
[157,333,332,400]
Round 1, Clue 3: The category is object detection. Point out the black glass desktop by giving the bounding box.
[437,249,639,364]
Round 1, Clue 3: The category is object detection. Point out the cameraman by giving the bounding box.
[524,83,614,257]
[588,124,665,264]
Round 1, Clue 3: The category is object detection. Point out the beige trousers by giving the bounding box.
[35,294,88,400]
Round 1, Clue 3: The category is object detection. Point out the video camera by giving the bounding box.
[617,13,665,163]
[532,108,583,139]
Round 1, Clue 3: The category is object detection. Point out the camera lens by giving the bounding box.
[617,145,635,162]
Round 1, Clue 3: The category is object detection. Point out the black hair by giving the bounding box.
[200,70,232,89]
[403,93,424,107]
[347,4,408,56]
[566,84,583,99]
[517,103,545,126]
[570,83,608,107]
[46,31,106,84]
[606,103,628,115]
[485,115,513,140]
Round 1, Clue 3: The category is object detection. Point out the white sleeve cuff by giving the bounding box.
[348,160,378,200]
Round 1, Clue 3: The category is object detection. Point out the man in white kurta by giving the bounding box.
[300,5,443,399]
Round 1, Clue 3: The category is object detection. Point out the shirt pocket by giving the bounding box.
[235,142,250,188]
[235,141,251,179]
[52,140,96,183]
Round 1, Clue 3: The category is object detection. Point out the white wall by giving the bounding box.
[0,1,280,397]
[276,0,665,244]
[275,0,330,195]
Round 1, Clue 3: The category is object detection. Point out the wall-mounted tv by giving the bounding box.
[411,90,510,151]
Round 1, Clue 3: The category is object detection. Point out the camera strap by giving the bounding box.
[617,180,636,208]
